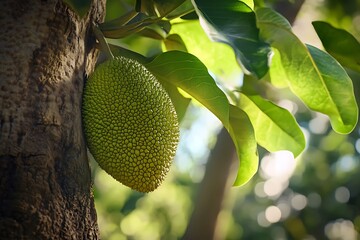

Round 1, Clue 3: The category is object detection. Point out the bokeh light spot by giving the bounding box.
[355,139,360,154]
[265,206,282,223]
[257,211,271,227]
[335,186,350,203]
[291,194,307,210]
[325,219,358,240]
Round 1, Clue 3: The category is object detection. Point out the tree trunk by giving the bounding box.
[0,0,105,239]
[183,128,238,240]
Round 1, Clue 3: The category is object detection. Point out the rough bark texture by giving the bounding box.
[0,0,105,239]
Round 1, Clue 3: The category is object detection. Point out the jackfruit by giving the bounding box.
[82,57,179,192]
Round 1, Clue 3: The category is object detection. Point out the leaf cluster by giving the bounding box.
[67,0,359,186]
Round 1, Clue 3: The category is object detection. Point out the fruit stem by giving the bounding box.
[92,23,114,60]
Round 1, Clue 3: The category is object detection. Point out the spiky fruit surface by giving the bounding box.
[82,57,179,192]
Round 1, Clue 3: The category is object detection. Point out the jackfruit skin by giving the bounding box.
[82,57,179,192]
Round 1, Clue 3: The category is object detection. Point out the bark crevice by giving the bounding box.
[0,0,105,239]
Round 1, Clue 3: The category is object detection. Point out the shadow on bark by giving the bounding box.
[0,0,105,239]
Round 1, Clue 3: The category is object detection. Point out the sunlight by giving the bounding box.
[335,187,350,203]
[265,206,282,223]
[259,151,297,198]
[260,151,296,180]
[325,219,358,240]
[290,194,308,211]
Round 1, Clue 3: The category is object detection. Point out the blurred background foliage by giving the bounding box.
[91,0,360,239]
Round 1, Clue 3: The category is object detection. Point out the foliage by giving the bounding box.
[68,0,359,187]
[67,0,360,238]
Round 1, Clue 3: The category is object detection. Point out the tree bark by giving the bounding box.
[0,0,105,239]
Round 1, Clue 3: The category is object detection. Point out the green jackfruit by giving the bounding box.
[82,57,179,192]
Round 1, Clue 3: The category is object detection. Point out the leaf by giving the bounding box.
[166,0,195,19]
[256,7,358,134]
[170,20,242,82]
[99,10,139,30]
[137,27,165,40]
[163,34,188,51]
[228,105,258,186]
[100,12,159,39]
[312,21,360,73]
[63,0,91,18]
[160,82,191,122]
[139,0,187,17]
[145,51,258,186]
[109,44,149,64]
[145,51,230,127]
[241,0,254,10]
[238,93,305,157]
[268,48,288,88]
[153,0,187,17]
[307,45,358,133]
[136,20,171,40]
[192,0,271,78]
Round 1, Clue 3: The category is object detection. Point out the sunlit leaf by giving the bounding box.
[307,45,358,133]
[268,48,288,88]
[229,105,258,186]
[312,21,360,73]
[238,93,305,157]
[145,51,230,127]
[192,0,271,78]
[257,8,358,134]
[170,20,242,82]
[161,82,191,122]
[145,51,258,186]
[241,0,254,10]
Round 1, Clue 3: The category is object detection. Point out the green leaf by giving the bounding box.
[160,82,191,122]
[241,0,254,10]
[139,0,187,17]
[109,44,149,64]
[312,21,360,73]
[307,45,358,133]
[170,20,242,82]
[153,0,187,17]
[99,10,139,31]
[238,93,305,157]
[137,27,165,40]
[145,51,230,127]
[166,0,195,19]
[256,7,358,134]
[100,12,158,39]
[192,0,271,78]
[63,0,91,18]
[145,51,258,186]
[163,34,188,51]
[268,48,288,88]
[228,105,258,186]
